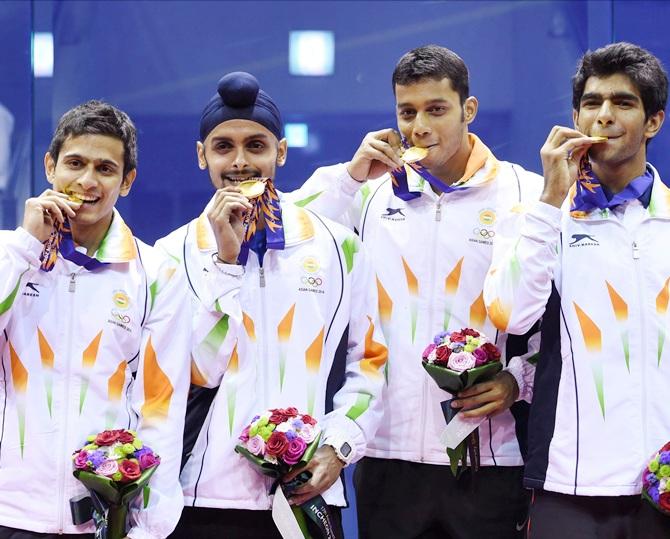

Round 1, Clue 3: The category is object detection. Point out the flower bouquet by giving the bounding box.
[422,328,502,475]
[642,441,670,515]
[71,429,160,539]
[235,407,337,538]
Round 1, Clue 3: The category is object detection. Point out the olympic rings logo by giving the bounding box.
[301,276,323,287]
[111,310,131,324]
[472,228,495,239]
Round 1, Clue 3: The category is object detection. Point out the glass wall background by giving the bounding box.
[2,1,670,535]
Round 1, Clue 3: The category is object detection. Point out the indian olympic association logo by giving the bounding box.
[108,289,132,332]
[302,256,320,274]
[469,208,497,246]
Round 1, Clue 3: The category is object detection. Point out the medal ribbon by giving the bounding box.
[39,219,108,272]
[571,156,653,213]
[238,179,285,266]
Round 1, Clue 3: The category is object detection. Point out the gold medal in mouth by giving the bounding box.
[238,178,267,199]
[591,136,608,142]
[401,146,429,164]
[66,192,83,203]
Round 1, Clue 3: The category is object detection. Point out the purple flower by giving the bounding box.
[134,446,153,458]
[649,485,660,503]
[139,452,160,470]
[74,451,89,470]
[291,418,304,430]
[434,332,449,345]
[473,347,488,366]
[660,451,670,465]
[285,430,297,441]
[647,473,660,486]
[89,450,106,469]
[283,437,307,466]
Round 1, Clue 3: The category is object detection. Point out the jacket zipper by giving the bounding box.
[420,196,444,461]
[58,272,77,532]
[631,237,647,454]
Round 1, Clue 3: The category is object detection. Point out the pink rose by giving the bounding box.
[246,435,265,456]
[74,451,90,470]
[119,459,141,481]
[95,459,119,477]
[283,437,307,466]
[298,424,318,443]
[139,453,159,470]
[447,352,476,372]
[422,343,436,360]
[239,425,251,443]
[473,347,489,366]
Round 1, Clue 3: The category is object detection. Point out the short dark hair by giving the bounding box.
[572,42,668,119]
[48,100,137,177]
[392,45,469,104]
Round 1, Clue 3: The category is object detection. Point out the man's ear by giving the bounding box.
[119,169,137,197]
[44,152,56,185]
[276,138,288,167]
[463,96,478,125]
[572,108,580,130]
[196,141,208,170]
[644,109,665,142]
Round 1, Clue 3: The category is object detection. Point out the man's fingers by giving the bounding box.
[461,401,499,419]
[366,139,403,169]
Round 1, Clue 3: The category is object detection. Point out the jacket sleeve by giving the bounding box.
[484,201,563,336]
[0,228,44,332]
[283,163,365,230]
[188,255,245,388]
[126,255,191,539]
[320,235,388,464]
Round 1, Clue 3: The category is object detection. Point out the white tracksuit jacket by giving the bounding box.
[0,210,190,538]
[292,134,543,466]
[156,200,387,509]
[484,166,670,496]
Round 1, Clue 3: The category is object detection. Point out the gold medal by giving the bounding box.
[401,146,429,164]
[238,179,267,199]
[591,136,608,142]
[65,191,83,203]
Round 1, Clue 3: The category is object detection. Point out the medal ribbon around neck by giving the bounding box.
[237,178,285,266]
[570,155,653,213]
[39,219,108,272]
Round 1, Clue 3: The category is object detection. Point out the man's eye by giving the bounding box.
[398,110,415,118]
[428,107,446,114]
[248,142,265,150]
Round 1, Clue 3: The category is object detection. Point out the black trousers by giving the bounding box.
[354,457,530,539]
[0,526,92,539]
[170,505,343,538]
[528,489,670,539]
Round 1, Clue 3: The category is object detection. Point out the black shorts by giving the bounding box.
[354,457,530,539]
[528,489,670,539]
[170,505,343,538]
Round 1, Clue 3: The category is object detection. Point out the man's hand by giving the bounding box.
[451,371,519,419]
[283,445,344,506]
[23,189,80,242]
[539,126,606,208]
[347,129,404,182]
[206,187,253,264]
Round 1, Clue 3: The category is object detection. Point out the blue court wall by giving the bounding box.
[1,1,669,536]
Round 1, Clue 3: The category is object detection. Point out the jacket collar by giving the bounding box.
[93,208,138,262]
